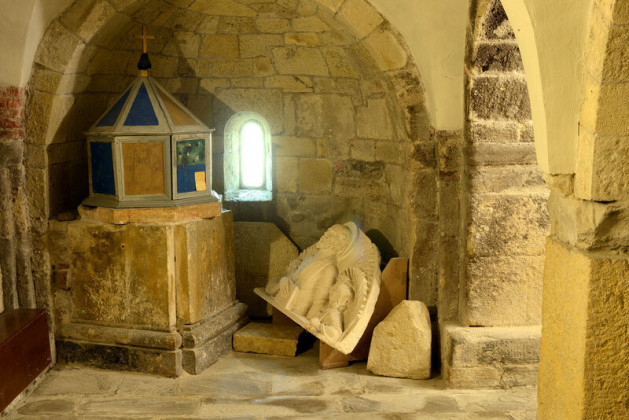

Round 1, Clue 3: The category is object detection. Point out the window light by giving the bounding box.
[240,121,265,189]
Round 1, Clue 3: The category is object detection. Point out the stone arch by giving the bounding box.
[26,0,439,336]
[439,0,549,389]
[538,0,629,417]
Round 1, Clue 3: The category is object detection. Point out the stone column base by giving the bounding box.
[441,322,541,388]
[57,340,183,377]
[56,302,247,377]
[181,302,248,374]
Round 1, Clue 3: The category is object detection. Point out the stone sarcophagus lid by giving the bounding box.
[84,76,215,208]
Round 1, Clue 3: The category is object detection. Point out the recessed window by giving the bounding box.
[224,112,272,201]
[240,121,265,189]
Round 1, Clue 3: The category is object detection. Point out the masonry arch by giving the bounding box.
[25,0,442,338]
[537,0,629,417]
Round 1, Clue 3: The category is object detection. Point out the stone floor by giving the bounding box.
[3,346,537,419]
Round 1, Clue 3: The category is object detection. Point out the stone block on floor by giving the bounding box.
[367,300,432,379]
[233,322,304,357]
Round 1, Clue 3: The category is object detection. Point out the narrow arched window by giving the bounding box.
[224,112,272,201]
[239,120,266,189]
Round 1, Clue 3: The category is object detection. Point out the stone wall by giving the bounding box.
[0,85,37,313]
[440,0,549,389]
[27,0,438,310]
[461,0,548,327]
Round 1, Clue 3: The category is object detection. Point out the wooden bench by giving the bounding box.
[0,309,51,412]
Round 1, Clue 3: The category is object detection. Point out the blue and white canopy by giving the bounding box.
[87,76,211,136]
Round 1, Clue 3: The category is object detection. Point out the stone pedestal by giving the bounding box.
[441,323,541,388]
[56,204,246,376]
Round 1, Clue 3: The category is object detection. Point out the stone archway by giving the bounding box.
[25,0,439,360]
[439,0,548,389]
[538,0,629,417]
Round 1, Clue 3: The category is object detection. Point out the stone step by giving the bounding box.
[233,322,304,357]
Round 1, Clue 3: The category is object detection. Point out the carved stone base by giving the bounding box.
[57,339,183,377]
[181,303,247,374]
[57,303,247,377]
[442,322,541,388]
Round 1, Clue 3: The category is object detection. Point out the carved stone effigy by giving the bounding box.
[254,222,381,354]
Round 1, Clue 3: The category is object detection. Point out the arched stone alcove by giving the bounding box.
[26,0,439,349]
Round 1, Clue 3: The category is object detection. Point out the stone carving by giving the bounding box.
[255,222,381,354]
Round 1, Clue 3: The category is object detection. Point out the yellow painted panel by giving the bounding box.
[122,142,165,196]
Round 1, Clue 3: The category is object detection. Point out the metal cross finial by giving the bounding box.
[136,26,155,54]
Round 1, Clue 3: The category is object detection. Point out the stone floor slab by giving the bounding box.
[3,346,537,419]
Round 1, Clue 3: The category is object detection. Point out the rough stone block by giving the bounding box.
[465,255,544,326]
[470,166,545,193]
[200,34,238,58]
[538,238,591,418]
[334,160,387,201]
[68,222,174,330]
[77,202,222,224]
[189,0,256,16]
[375,140,400,163]
[233,322,304,356]
[273,136,316,157]
[468,192,549,258]
[292,16,330,32]
[469,75,531,122]
[57,340,182,377]
[590,83,629,136]
[602,25,629,83]
[265,75,313,92]
[357,99,394,140]
[443,323,540,388]
[181,303,247,374]
[256,17,291,33]
[272,47,330,76]
[548,191,629,251]
[285,32,321,47]
[362,28,407,71]
[294,94,355,138]
[317,0,344,13]
[60,0,116,42]
[322,47,359,78]
[34,22,82,73]
[472,42,523,73]
[575,131,629,201]
[350,139,375,161]
[471,137,537,166]
[233,222,299,317]
[212,59,253,77]
[337,0,383,39]
[240,34,284,58]
[161,32,201,58]
[175,213,237,325]
[468,121,519,143]
[274,157,298,193]
[298,158,333,194]
[367,300,431,379]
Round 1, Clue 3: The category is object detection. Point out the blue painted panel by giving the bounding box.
[177,163,205,193]
[124,83,159,126]
[90,142,116,195]
[96,89,131,127]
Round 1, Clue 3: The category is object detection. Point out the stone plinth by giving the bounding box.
[442,322,541,389]
[56,208,246,376]
[233,322,304,356]
[78,202,222,224]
